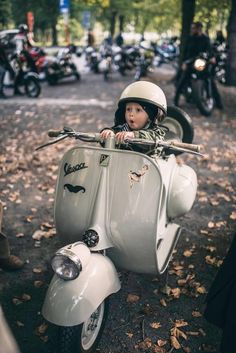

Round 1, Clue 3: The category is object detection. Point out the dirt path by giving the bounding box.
[0,65,236,353]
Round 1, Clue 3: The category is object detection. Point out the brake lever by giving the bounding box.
[35,134,68,151]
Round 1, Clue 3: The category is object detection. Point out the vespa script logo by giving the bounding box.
[64,162,88,177]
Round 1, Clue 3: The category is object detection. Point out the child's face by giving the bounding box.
[125,102,149,130]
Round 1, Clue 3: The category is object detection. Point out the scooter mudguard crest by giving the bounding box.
[42,252,120,326]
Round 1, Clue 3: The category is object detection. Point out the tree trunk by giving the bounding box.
[119,15,124,32]
[110,10,117,39]
[179,0,196,66]
[51,22,58,46]
[226,0,236,85]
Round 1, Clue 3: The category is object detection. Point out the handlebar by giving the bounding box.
[36,127,204,156]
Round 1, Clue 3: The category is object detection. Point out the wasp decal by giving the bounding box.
[128,164,149,188]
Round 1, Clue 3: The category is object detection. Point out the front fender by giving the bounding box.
[42,253,120,326]
[24,71,39,80]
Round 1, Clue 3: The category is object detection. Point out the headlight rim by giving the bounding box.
[51,249,82,281]
[194,58,206,71]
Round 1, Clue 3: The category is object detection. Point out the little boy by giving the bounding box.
[100,81,167,153]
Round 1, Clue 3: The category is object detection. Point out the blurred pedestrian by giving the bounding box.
[214,30,225,47]
[0,202,24,271]
[87,28,95,47]
[12,24,37,95]
[115,32,124,47]
[0,42,15,99]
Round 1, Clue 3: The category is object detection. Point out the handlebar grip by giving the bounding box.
[48,130,62,138]
[170,141,202,153]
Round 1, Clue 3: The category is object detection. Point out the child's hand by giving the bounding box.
[115,131,135,143]
[100,129,115,140]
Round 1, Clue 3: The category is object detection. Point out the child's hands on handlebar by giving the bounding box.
[100,129,135,143]
[100,129,115,140]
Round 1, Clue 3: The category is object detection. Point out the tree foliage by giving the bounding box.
[0,0,12,28]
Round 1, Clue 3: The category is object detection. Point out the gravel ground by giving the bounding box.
[0,61,236,353]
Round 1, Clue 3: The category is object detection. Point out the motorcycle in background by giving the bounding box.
[98,43,127,81]
[213,43,227,85]
[3,51,41,98]
[178,53,216,116]
[43,47,81,85]
[134,41,154,81]
[152,40,179,69]
[36,106,203,353]
[84,46,101,74]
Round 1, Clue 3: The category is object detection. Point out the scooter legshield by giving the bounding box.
[42,252,120,326]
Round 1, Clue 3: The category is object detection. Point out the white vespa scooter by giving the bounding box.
[36,107,202,353]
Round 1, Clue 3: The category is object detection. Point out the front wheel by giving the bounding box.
[59,299,109,353]
[25,76,41,98]
[192,79,214,116]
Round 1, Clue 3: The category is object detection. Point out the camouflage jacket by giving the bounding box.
[101,123,166,154]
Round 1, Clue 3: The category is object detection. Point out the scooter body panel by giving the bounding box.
[55,146,165,273]
[42,252,120,326]
[54,146,197,275]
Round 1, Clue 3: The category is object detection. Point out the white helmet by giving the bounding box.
[115,81,167,125]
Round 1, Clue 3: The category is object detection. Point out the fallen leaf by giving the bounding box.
[12,298,23,305]
[192,311,202,317]
[230,211,236,220]
[150,322,162,329]
[170,336,181,349]
[175,320,188,328]
[33,268,43,274]
[16,232,24,238]
[22,294,31,301]
[36,322,48,335]
[126,294,140,303]
[186,331,200,336]
[34,281,44,288]
[207,222,215,229]
[183,250,193,257]
[32,230,45,240]
[157,339,167,347]
[171,287,181,298]
[196,286,206,294]
[16,321,24,327]
[160,285,171,296]
[160,298,167,307]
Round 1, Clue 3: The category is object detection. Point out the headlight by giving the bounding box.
[194,58,206,71]
[51,249,82,281]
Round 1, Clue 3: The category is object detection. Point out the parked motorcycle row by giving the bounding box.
[2,45,81,98]
[83,38,179,81]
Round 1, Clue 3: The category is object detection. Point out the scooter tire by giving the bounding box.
[58,299,109,353]
[162,106,194,155]
[25,76,41,98]
[191,79,214,117]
